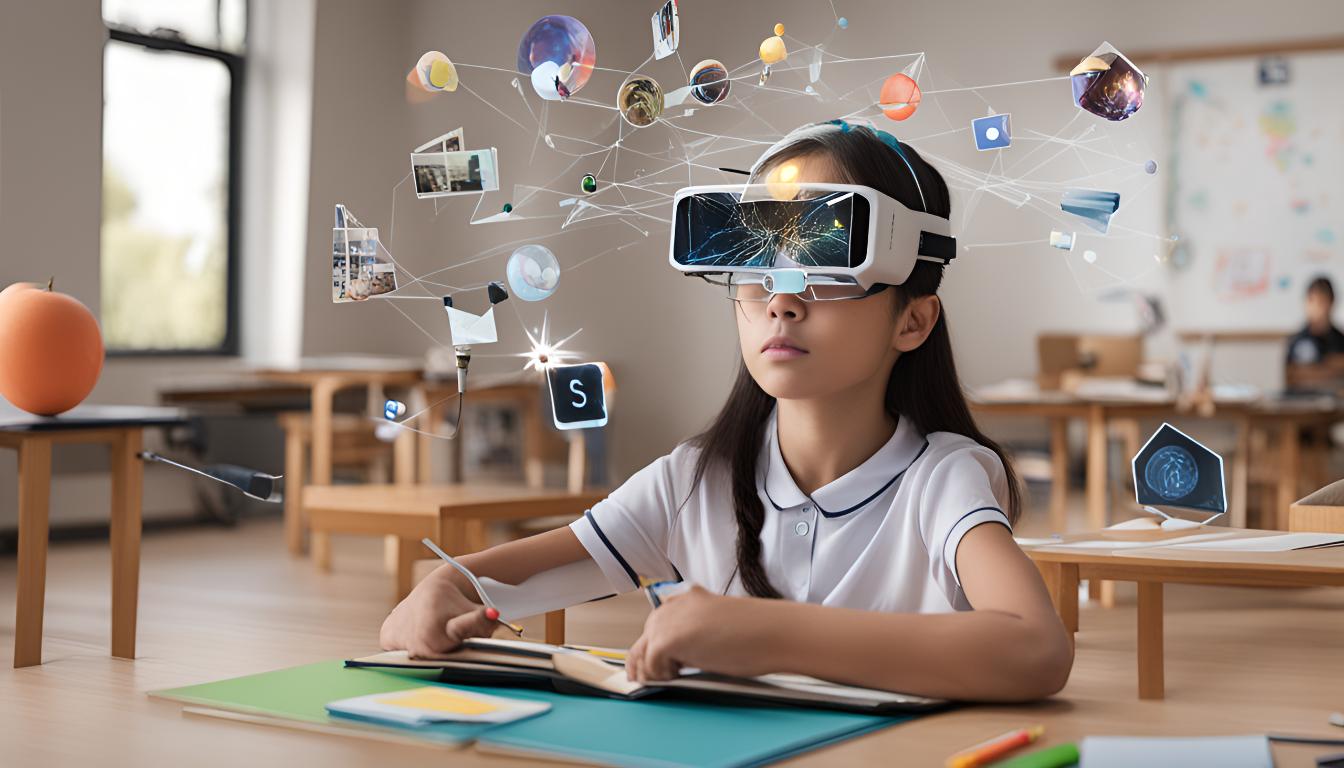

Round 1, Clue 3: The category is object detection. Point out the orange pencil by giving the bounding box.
[945,725,1045,768]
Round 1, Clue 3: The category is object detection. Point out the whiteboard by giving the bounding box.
[1162,50,1344,331]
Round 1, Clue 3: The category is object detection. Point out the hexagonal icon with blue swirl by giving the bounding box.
[1132,423,1225,515]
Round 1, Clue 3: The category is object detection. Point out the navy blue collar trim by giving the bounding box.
[765,440,930,519]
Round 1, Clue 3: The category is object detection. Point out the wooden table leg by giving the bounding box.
[1230,417,1250,530]
[1048,418,1069,533]
[544,610,566,645]
[310,377,338,485]
[1085,406,1114,606]
[110,428,144,660]
[1276,421,1301,531]
[283,419,307,555]
[311,524,332,572]
[1137,581,1164,699]
[1085,405,1109,530]
[309,377,339,566]
[1034,561,1080,638]
[395,537,419,601]
[14,436,52,668]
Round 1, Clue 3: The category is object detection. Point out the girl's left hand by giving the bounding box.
[625,586,778,682]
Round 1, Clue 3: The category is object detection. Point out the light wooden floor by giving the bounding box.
[3,505,1344,767]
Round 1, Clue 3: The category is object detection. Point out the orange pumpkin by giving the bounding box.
[0,280,104,416]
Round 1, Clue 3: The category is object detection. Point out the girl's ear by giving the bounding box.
[893,295,941,353]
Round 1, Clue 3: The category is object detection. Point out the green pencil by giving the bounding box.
[986,742,1079,768]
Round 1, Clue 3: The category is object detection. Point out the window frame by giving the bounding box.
[102,20,246,357]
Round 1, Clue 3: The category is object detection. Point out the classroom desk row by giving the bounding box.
[971,388,1343,533]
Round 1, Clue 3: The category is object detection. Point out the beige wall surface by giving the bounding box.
[2,0,1343,528]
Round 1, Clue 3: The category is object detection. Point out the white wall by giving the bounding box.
[3,0,1343,529]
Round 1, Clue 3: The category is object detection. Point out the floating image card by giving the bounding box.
[412,148,500,199]
[650,0,679,60]
[1060,189,1121,234]
[1049,230,1076,251]
[443,296,499,346]
[332,204,396,303]
[972,113,1011,151]
[1132,423,1226,516]
[414,127,464,153]
[547,363,608,430]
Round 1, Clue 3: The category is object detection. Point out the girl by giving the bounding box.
[381,121,1074,702]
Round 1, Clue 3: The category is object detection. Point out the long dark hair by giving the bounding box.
[688,122,1022,599]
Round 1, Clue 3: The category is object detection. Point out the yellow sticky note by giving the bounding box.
[377,687,501,716]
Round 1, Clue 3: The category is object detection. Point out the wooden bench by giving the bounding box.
[303,483,607,644]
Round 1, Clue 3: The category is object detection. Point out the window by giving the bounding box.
[101,0,246,353]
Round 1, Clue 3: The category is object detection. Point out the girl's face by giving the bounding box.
[735,153,940,401]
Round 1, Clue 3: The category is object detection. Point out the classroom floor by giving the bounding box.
[2,497,1343,767]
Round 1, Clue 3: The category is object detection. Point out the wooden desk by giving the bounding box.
[0,404,186,667]
[1024,528,1344,699]
[303,483,605,611]
[973,389,1343,533]
[256,360,424,487]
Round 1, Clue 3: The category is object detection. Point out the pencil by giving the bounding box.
[420,538,524,636]
[945,725,1045,768]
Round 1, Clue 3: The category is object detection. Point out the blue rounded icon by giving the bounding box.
[1144,445,1199,501]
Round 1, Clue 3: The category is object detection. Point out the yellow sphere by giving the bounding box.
[773,22,785,36]
[759,35,787,65]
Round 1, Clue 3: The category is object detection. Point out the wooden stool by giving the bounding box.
[303,483,607,644]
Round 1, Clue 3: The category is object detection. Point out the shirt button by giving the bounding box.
[794,520,810,536]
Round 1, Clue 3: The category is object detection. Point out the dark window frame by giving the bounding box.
[102,19,246,357]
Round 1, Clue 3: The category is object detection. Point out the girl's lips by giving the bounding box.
[761,346,808,360]
[760,336,808,360]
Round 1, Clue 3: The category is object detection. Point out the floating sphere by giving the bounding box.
[507,244,561,302]
[1144,159,1159,175]
[689,59,730,105]
[1083,250,1098,264]
[759,35,787,65]
[618,75,664,128]
[517,15,596,98]
[837,16,849,29]
[502,202,513,213]
[879,73,921,121]
[580,173,598,194]
[773,22,785,36]
[410,51,458,93]
[1070,45,1146,121]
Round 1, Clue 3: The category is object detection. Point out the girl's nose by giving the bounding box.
[767,293,806,321]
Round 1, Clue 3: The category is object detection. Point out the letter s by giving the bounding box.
[569,378,587,408]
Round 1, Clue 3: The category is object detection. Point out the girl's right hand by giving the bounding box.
[378,565,500,658]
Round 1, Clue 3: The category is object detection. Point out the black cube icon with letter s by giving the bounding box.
[547,363,608,430]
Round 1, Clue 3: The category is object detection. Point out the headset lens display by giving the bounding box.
[673,190,870,269]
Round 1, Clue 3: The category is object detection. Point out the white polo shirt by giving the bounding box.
[570,409,1012,613]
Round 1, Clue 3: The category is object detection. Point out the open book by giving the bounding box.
[347,638,945,714]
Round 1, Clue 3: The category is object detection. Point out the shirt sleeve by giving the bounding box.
[919,443,1012,606]
[568,451,684,593]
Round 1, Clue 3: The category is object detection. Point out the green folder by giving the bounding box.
[151,661,911,767]
[150,661,487,746]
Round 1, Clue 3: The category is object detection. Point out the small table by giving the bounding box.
[0,404,186,667]
[302,483,608,644]
[1023,528,1344,699]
